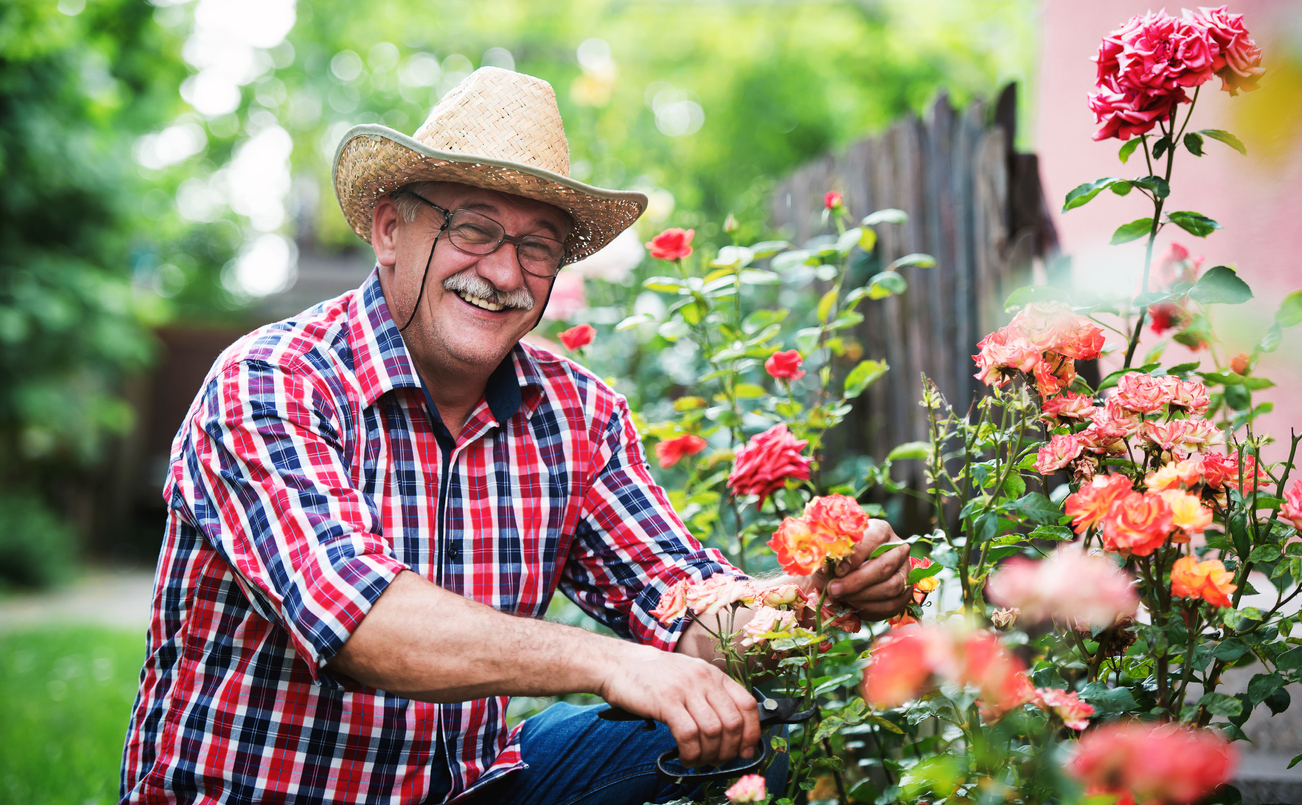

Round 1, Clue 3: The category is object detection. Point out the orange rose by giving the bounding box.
[1101,491,1174,557]
[1064,474,1133,534]
[909,557,939,603]
[645,228,694,261]
[803,494,871,561]
[654,434,708,468]
[1159,489,1213,540]
[558,323,596,350]
[1170,555,1236,608]
[767,516,827,576]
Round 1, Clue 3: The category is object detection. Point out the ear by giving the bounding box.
[371,197,401,268]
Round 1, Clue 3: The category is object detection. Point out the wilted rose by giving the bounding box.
[646,228,695,261]
[1171,555,1236,608]
[1101,491,1175,557]
[727,424,812,504]
[558,323,596,351]
[655,434,708,468]
[764,349,805,381]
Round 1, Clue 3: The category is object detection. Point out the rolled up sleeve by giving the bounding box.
[174,357,407,685]
[561,394,740,652]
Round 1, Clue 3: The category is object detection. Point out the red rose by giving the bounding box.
[764,349,805,381]
[646,228,694,261]
[654,433,708,469]
[823,191,844,211]
[557,323,596,351]
[727,423,812,504]
[1193,5,1265,96]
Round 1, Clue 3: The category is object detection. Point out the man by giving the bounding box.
[120,67,911,804]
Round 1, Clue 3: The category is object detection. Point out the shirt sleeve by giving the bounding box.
[560,393,741,652]
[172,356,408,687]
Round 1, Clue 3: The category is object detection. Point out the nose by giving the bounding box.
[472,239,528,291]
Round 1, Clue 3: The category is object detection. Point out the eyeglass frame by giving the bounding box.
[408,194,570,278]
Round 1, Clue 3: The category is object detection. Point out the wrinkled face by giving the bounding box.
[374,184,571,377]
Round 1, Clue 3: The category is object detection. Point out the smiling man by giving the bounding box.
[119,68,912,805]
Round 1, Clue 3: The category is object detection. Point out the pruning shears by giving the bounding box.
[597,694,816,783]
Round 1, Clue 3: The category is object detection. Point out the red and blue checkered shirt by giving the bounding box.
[120,269,732,803]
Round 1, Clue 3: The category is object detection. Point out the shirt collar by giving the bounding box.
[348,267,545,421]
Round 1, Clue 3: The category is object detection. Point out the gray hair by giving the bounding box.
[386,182,444,223]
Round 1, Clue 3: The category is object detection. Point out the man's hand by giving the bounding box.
[598,642,761,768]
[815,519,912,621]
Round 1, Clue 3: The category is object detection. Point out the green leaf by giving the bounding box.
[1189,266,1254,305]
[1212,638,1251,662]
[1028,524,1075,542]
[836,227,864,255]
[868,714,905,734]
[1008,492,1063,525]
[1004,284,1072,312]
[1198,692,1243,718]
[1258,323,1282,354]
[733,383,767,399]
[867,270,908,300]
[615,313,654,331]
[1152,135,1172,161]
[907,562,943,585]
[1166,210,1222,237]
[1290,754,1302,771]
[711,245,754,268]
[1132,175,1171,199]
[1198,129,1247,155]
[844,359,889,397]
[1110,180,1135,197]
[657,320,690,341]
[1247,673,1284,706]
[973,512,998,545]
[1080,682,1139,715]
[870,542,905,559]
[1276,646,1302,671]
[1111,218,1154,245]
[861,208,908,226]
[1183,131,1205,156]
[747,240,790,258]
[817,287,839,323]
[770,250,811,272]
[644,276,686,293]
[1063,177,1122,212]
[1276,291,1302,328]
[1118,137,1142,164]
[886,441,929,461]
[890,253,936,269]
[738,268,781,285]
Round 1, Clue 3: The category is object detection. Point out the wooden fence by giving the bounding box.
[770,84,1062,490]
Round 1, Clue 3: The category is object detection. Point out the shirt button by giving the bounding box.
[446,542,460,560]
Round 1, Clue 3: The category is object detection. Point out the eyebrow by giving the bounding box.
[460,200,567,240]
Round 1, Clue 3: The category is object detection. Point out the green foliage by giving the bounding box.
[0,492,77,589]
[0,626,144,804]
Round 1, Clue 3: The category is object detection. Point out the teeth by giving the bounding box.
[457,290,504,311]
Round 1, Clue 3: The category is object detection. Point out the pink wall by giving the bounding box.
[1036,0,1302,464]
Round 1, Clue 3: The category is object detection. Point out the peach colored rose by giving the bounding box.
[1160,489,1214,540]
[1146,456,1206,492]
[1193,5,1265,95]
[741,606,796,648]
[1033,687,1095,730]
[764,349,805,381]
[727,424,812,504]
[973,326,1042,387]
[862,626,955,708]
[1032,354,1077,398]
[1069,721,1236,805]
[803,494,871,561]
[650,578,691,624]
[1178,418,1222,452]
[1113,372,1175,413]
[725,774,767,804]
[655,434,708,468]
[986,548,1138,629]
[760,583,808,609]
[1009,301,1105,360]
[1230,352,1252,375]
[1041,390,1097,421]
[558,323,596,350]
[908,557,939,604]
[1171,555,1236,608]
[1034,433,1084,474]
[1141,419,1195,452]
[1101,491,1175,557]
[646,228,694,261]
[685,574,755,618]
[1162,376,1210,416]
[1065,474,1134,534]
[767,516,827,576]
[1283,479,1302,530]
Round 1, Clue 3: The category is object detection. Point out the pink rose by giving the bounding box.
[1141,419,1194,452]
[650,578,691,624]
[1034,433,1084,474]
[973,326,1042,387]
[1041,390,1097,421]
[1010,302,1105,360]
[725,774,767,804]
[1112,10,1219,93]
[1192,5,1265,95]
[1283,479,1302,530]
[685,574,755,618]
[655,434,708,468]
[823,191,844,211]
[1034,688,1095,731]
[760,583,809,610]
[764,349,805,381]
[1069,722,1236,805]
[1162,376,1210,416]
[727,424,812,504]
[646,228,694,261]
[741,606,796,648]
[986,548,1139,629]
[1113,372,1175,413]
[542,271,587,322]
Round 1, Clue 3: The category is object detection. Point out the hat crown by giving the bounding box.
[411,67,571,179]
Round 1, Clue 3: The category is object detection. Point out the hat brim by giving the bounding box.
[332,124,648,264]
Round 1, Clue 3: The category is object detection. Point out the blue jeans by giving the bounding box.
[456,702,788,805]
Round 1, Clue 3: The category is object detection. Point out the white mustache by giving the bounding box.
[443,270,535,311]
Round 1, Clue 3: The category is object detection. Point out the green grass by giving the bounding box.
[0,625,145,805]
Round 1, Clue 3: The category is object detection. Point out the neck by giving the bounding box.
[416,361,488,441]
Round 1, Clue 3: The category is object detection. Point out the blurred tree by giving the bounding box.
[0,0,210,582]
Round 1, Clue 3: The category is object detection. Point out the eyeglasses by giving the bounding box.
[410,195,568,278]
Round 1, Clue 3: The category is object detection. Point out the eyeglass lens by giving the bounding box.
[445,208,566,276]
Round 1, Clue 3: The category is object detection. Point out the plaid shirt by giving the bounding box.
[120,269,732,804]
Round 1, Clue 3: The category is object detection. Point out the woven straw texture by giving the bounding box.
[333,67,646,263]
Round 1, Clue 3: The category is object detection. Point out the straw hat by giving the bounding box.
[332,67,647,264]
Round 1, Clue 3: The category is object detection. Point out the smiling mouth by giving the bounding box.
[455,289,507,312]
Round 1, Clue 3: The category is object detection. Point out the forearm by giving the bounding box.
[329,570,621,702]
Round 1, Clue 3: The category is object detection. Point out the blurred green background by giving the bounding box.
[0,0,1036,800]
